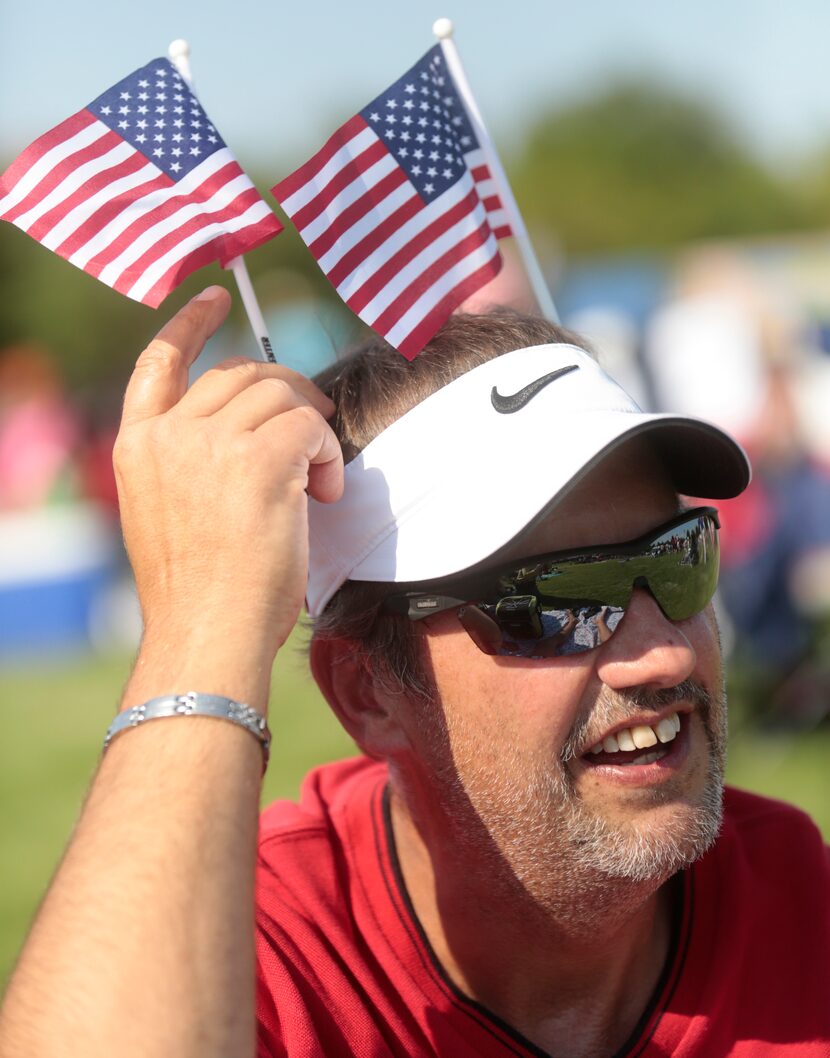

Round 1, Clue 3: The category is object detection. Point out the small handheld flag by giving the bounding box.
[0,58,283,308]
[272,45,506,360]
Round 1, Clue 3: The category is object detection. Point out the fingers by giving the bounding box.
[256,404,344,505]
[121,287,231,426]
[177,358,335,421]
[209,374,344,504]
[120,283,343,509]
[216,376,318,433]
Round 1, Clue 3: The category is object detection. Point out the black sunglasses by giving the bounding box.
[381,507,720,659]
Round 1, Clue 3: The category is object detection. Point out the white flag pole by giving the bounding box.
[432,18,560,324]
[167,39,276,363]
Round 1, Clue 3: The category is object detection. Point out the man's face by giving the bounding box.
[394,442,727,908]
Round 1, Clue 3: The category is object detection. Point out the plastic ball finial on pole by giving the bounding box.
[167,39,193,85]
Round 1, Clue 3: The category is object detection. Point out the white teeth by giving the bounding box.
[617,728,636,751]
[631,725,658,749]
[585,711,682,756]
[655,717,677,743]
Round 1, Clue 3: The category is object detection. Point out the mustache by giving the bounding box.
[560,679,713,762]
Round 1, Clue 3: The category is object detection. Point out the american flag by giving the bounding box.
[0,58,282,308]
[272,45,510,360]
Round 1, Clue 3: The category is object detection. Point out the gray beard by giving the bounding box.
[551,679,726,883]
[409,677,727,922]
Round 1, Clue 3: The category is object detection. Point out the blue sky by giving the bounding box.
[3,0,830,174]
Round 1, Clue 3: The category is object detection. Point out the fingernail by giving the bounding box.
[192,286,226,302]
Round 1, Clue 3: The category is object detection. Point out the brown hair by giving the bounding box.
[311,309,590,700]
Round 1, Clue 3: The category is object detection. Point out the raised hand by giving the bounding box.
[114,287,344,699]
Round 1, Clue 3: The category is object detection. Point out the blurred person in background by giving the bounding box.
[716,358,830,726]
[0,289,827,1058]
[0,345,133,658]
[0,342,79,510]
[645,250,830,726]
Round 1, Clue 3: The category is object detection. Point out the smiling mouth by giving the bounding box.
[581,711,685,767]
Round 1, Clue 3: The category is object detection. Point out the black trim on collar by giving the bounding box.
[380,784,691,1058]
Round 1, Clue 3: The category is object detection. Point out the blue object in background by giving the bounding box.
[556,253,668,330]
[263,301,354,378]
[0,505,118,661]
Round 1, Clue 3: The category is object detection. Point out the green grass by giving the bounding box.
[0,634,354,986]
[1,642,827,986]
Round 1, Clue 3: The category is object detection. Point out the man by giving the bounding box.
[0,288,827,1058]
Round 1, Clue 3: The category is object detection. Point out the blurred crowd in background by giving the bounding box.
[2,78,830,731]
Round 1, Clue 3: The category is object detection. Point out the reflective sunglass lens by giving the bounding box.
[473,513,719,658]
[486,604,625,658]
[645,517,719,620]
[384,509,720,660]
[493,609,622,655]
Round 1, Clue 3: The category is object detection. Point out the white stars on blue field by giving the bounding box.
[359,44,480,200]
[90,58,225,179]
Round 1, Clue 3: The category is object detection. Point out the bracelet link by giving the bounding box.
[175,693,197,716]
[104,693,271,770]
[127,704,148,726]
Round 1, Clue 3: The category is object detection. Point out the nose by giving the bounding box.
[595,588,697,692]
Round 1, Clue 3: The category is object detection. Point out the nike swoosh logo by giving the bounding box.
[490,364,580,414]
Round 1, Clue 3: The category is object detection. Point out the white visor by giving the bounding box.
[306,343,750,616]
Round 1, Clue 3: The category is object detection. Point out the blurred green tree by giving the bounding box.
[793,148,830,228]
[510,81,810,254]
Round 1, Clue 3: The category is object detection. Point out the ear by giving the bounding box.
[310,636,411,758]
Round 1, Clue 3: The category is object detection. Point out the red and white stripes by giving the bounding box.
[0,109,281,308]
[273,115,503,360]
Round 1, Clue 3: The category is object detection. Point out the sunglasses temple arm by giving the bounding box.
[384,594,470,621]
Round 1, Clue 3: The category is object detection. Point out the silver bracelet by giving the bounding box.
[103,692,271,769]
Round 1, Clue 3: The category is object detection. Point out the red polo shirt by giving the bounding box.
[255,757,830,1057]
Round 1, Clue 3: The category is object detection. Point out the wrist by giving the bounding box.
[124,623,277,714]
[136,572,303,644]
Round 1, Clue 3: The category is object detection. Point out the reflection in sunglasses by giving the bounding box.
[382,508,721,660]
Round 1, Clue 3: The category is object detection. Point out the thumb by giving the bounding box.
[122,286,231,425]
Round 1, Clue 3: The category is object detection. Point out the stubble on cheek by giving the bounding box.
[555,676,728,882]
[409,609,728,898]
[411,673,728,898]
